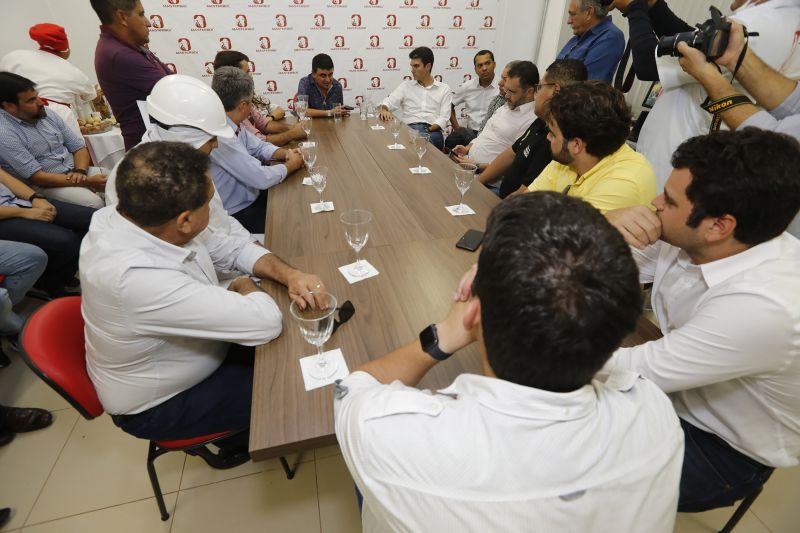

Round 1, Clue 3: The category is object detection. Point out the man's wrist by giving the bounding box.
[28,193,46,202]
[70,168,87,175]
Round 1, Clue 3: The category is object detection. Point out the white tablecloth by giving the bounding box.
[83,126,125,170]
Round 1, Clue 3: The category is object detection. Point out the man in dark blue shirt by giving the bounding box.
[296,54,348,118]
[557,0,625,82]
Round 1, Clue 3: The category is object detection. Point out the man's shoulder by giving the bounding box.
[605,145,655,173]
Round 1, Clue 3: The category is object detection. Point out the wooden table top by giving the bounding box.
[249,116,662,461]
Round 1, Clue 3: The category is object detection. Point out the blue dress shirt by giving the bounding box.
[209,118,287,215]
[557,16,625,83]
[297,74,344,110]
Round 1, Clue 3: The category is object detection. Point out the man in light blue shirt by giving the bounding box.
[557,0,625,83]
[210,67,304,233]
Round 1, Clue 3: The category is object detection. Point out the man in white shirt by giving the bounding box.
[82,141,325,468]
[445,49,498,150]
[0,23,97,136]
[451,61,538,169]
[335,192,684,533]
[379,46,452,151]
[604,128,800,512]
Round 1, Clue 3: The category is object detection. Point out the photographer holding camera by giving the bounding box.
[609,0,799,190]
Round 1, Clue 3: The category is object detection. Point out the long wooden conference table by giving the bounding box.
[248,116,662,461]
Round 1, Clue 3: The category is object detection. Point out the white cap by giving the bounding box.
[146,74,233,139]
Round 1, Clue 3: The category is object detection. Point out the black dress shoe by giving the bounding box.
[0,429,14,447]
[0,507,10,528]
[188,445,250,470]
[0,348,9,368]
[0,406,53,433]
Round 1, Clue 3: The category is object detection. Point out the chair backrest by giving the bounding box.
[19,296,104,420]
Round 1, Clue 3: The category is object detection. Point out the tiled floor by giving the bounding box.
[1,336,799,532]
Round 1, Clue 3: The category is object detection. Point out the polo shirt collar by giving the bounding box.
[583,15,614,39]
[698,234,785,287]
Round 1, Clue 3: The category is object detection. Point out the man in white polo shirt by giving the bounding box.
[451,61,537,169]
[445,49,498,150]
[379,46,451,151]
[335,192,683,533]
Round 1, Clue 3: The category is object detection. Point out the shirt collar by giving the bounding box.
[698,234,787,287]
[104,207,198,264]
[416,79,442,90]
[581,16,614,39]
[575,143,630,186]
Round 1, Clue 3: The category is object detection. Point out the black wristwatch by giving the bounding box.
[419,324,453,361]
[70,168,88,175]
[28,193,46,202]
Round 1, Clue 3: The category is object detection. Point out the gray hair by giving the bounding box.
[578,0,610,18]
[211,66,254,112]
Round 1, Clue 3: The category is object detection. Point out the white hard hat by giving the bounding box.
[146,74,233,139]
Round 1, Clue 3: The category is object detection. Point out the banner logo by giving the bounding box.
[220,37,232,49]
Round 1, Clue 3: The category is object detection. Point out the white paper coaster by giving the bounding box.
[445,204,476,216]
[387,143,406,150]
[299,348,349,391]
[338,260,379,284]
[302,177,314,186]
[409,166,432,174]
[310,201,335,213]
[370,125,386,130]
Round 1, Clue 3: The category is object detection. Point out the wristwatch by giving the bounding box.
[419,324,453,361]
[71,168,88,175]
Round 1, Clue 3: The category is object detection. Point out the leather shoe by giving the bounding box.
[0,429,14,447]
[0,348,9,368]
[189,445,250,470]
[0,406,52,433]
[0,507,10,528]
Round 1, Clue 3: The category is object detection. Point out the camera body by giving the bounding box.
[656,6,731,60]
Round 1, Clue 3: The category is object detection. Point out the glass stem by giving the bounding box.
[319,192,324,205]
[459,191,465,212]
[316,343,326,368]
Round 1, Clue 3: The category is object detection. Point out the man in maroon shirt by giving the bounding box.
[91,0,171,150]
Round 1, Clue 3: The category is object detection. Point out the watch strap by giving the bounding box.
[419,324,453,361]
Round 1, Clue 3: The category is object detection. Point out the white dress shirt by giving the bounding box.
[80,207,280,415]
[452,77,498,131]
[469,100,536,164]
[608,233,800,467]
[381,79,452,130]
[637,0,800,190]
[335,369,683,533]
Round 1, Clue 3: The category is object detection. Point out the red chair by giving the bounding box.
[18,296,297,521]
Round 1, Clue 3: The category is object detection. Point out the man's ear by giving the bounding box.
[1,101,15,114]
[463,297,482,331]
[704,213,738,244]
[571,137,587,156]
[175,210,194,236]
[115,8,129,27]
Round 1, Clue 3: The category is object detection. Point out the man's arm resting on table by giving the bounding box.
[252,252,326,310]
[478,147,515,184]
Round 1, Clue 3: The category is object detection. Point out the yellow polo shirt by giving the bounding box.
[527,144,656,213]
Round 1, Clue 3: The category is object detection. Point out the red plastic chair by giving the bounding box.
[18,296,297,521]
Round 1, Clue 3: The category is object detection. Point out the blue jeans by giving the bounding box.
[0,241,47,334]
[408,123,444,151]
[678,418,774,512]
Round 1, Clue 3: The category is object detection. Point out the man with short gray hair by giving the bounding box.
[210,66,304,233]
[557,0,625,82]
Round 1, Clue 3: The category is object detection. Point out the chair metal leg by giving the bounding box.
[280,455,298,480]
[146,441,171,521]
[719,488,763,533]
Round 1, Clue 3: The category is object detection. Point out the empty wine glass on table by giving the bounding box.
[412,132,430,172]
[389,118,402,148]
[295,95,308,120]
[300,116,312,137]
[311,165,327,207]
[290,291,338,379]
[453,162,477,214]
[340,209,372,277]
[300,141,317,172]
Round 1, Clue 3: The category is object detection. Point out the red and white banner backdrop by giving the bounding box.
[143,0,499,115]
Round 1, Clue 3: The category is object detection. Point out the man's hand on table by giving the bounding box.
[287,270,328,310]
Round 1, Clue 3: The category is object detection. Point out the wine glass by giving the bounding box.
[290,291,338,379]
[311,165,327,207]
[453,162,477,214]
[300,141,317,172]
[413,132,430,172]
[295,95,308,119]
[340,209,372,277]
[300,116,312,137]
[389,118,402,148]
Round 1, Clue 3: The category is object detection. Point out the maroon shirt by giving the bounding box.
[94,26,170,150]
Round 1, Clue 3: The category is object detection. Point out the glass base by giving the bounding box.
[309,356,338,379]
[348,261,369,277]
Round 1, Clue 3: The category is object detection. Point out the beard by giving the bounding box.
[551,141,573,165]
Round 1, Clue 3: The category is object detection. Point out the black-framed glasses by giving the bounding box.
[534,83,556,92]
[331,300,354,335]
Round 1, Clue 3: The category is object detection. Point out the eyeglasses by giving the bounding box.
[331,300,355,335]
[534,83,556,92]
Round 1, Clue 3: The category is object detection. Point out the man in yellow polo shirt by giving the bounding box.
[521,81,656,213]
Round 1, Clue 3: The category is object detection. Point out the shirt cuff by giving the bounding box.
[237,242,271,274]
[740,110,779,131]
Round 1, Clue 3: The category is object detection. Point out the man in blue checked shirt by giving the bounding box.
[296,54,349,119]
[557,0,625,83]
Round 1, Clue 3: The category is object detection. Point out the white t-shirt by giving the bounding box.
[470,100,536,164]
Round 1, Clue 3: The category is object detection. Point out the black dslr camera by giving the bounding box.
[656,6,731,60]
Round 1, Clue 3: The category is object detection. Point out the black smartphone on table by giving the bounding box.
[456,229,484,252]
[343,105,354,111]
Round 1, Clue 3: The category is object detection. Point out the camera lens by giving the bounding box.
[656,30,701,57]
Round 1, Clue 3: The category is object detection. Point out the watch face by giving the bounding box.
[420,324,437,351]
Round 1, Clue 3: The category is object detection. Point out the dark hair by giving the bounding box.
[473,50,495,65]
[0,72,35,107]
[116,142,210,227]
[507,60,539,90]
[312,53,334,72]
[545,59,588,86]
[671,128,800,245]
[409,46,434,68]
[213,50,249,70]
[546,81,631,159]
[90,0,139,25]
[473,192,641,392]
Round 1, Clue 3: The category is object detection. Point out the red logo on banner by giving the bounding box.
[220,37,232,49]
[470,0,480,6]
[259,36,271,49]
[434,74,442,82]
[371,76,381,88]
[210,0,223,4]
[298,36,309,48]
[484,16,493,27]
[452,15,462,28]
[403,35,414,47]
[355,95,364,105]
[334,35,346,47]
[282,60,293,71]
[338,77,348,89]
[194,15,207,28]
[165,63,177,72]
[449,57,459,68]
[287,98,294,110]
[276,14,288,27]
[369,35,380,47]
[178,38,192,51]
[403,0,414,5]
[403,75,412,80]
[204,62,215,75]
[438,0,448,6]
[248,61,256,72]
[387,57,396,68]
[467,35,476,47]
[253,0,265,4]
[293,0,304,4]
[332,0,343,4]
[463,73,473,82]
[386,14,396,27]
[368,0,379,4]
[353,58,364,70]
[167,0,180,4]
[266,80,278,92]
[150,15,165,29]
[351,14,362,26]
[435,35,446,47]
[420,15,430,27]
[314,14,326,26]
[235,14,248,27]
